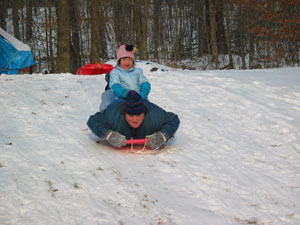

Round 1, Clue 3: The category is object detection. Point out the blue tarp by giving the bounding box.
[0,28,35,75]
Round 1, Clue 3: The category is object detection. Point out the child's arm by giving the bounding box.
[139,82,151,100]
[138,69,151,100]
[109,69,129,98]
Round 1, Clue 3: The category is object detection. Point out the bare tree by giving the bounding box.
[70,0,81,72]
[139,0,150,60]
[3,0,299,73]
[26,0,33,43]
[12,0,20,39]
[195,0,205,57]
[99,0,108,60]
[238,1,246,69]
[224,0,233,67]
[48,0,55,72]
[89,0,100,63]
[153,0,163,62]
[0,0,9,29]
[209,0,219,68]
[247,7,255,69]
[56,0,71,73]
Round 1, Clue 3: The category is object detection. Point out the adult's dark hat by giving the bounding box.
[124,90,145,115]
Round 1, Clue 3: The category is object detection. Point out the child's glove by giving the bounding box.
[105,130,127,147]
[146,132,167,150]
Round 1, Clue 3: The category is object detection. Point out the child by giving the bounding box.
[100,44,151,111]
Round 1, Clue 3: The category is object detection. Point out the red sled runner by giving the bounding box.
[76,63,115,75]
[122,138,162,154]
[97,138,166,154]
[126,138,148,145]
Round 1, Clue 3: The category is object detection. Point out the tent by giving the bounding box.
[0,28,35,75]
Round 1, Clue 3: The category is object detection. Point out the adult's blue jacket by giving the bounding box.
[87,101,180,140]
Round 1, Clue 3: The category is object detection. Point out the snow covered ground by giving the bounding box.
[1,62,300,225]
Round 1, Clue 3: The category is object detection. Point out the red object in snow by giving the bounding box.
[76,63,115,75]
[126,138,149,145]
[19,66,31,74]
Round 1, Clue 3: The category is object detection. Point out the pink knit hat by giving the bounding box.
[117,44,136,61]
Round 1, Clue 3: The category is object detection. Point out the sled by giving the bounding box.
[76,63,115,75]
[122,138,165,154]
[126,138,148,145]
[97,138,164,154]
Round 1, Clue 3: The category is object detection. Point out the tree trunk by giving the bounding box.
[0,0,8,29]
[139,0,149,60]
[56,0,71,73]
[26,0,33,43]
[153,0,163,62]
[45,1,50,72]
[215,0,226,54]
[80,4,89,65]
[130,0,134,44]
[113,0,126,46]
[89,0,100,63]
[70,0,81,73]
[173,0,180,62]
[239,2,246,69]
[195,0,205,57]
[209,0,219,69]
[224,0,233,67]
[12,0,20,39]
[48,0,55,73]
[134,0,142,57]
[99,0,108,60]
[248,6,255,69]
[20,2,25,41]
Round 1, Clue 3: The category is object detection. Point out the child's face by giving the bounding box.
[120,57,134,70]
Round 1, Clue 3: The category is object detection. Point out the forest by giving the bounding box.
[0,0,299,74]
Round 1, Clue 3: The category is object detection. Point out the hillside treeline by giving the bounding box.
[1,0,299,73]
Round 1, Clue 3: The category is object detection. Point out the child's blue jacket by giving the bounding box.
[109,66,151,100]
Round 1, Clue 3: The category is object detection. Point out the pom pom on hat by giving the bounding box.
[117,44,136,61]
[125,44,137,53]
[124,90,145,115]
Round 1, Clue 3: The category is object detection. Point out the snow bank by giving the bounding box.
[1,64,300,225]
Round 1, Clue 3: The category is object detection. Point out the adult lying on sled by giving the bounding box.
[87,90,180,150]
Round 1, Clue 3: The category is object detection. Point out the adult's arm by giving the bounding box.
[146,102,180,140]
[160,111,180,140]
[87,112,110,138]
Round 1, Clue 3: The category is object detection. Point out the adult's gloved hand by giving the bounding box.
[146,132,167,150]
[105,130,127,148]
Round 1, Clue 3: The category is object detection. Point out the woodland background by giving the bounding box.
[0,0,299,74]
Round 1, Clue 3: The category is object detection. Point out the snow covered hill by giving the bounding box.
[1,62,300,225]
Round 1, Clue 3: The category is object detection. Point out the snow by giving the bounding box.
[1,61,300,225]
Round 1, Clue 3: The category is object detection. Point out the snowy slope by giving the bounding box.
[0,62,300,225]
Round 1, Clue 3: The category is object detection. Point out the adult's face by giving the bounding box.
[125,113,145,128]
